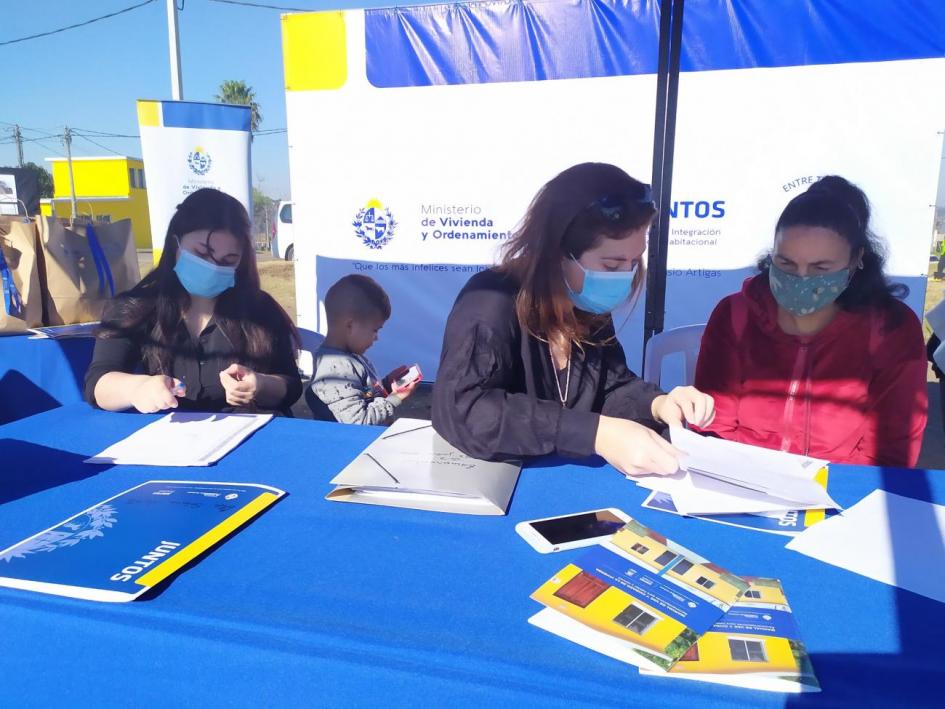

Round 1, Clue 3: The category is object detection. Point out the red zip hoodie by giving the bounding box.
[695,273,928,467]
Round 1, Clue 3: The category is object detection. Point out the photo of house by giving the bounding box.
[611,521,749,607]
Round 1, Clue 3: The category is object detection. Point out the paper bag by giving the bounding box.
[37,216,140,325]
[0,216,43,333]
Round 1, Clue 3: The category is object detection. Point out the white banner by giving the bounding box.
[136,100,252,257]
[283,1,945,382]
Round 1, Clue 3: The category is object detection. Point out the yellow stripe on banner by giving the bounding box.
[804,467,831,527]
[135,492,281,588]
[136,100,161,127]
[282,12,347,91]
[152,247,162,267]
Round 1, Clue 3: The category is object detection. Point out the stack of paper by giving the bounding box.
[85,412,272,466]
[528,519,820,692]
[326,418,522,515]
[530,518,751,671]
[627,428,840,532]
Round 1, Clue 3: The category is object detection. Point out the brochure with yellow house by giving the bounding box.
[530,519,749,671]
[641,577,820,693]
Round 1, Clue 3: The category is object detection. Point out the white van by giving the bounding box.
[271,201,294,261]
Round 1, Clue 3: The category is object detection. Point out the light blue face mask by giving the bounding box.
[768,263,850,316]
[566,256,638,314]
[174,245,237,298]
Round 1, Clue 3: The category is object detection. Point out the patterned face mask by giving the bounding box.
[768,263,851,316]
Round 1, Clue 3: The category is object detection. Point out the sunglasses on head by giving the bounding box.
[588,185,655,222]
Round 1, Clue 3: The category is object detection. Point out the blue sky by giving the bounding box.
[0,0,445,199]
[2,1,943,208]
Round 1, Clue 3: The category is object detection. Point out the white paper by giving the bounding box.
[527,608,665,672]
[85,412,272,466]
[651,428,841,514]
[786,490,945,604]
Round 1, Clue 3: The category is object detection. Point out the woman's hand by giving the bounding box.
[651,386,715,428]
[130,375,183,413]
[220,363,258,406]
[594,415,683,477]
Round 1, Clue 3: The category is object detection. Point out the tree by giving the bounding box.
[215,80,262,133]
[252,186,277,246]
[22,161,53,198]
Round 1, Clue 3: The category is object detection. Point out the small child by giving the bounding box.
[308,274,418,424]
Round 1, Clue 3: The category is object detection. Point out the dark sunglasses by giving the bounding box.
[588,185,655,222]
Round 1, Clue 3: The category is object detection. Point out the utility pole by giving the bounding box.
[13,124,24,167]
[62,126,78,221]
[166,0,183,100]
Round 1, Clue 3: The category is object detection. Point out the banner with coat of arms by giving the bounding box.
[283,1,945,381]
[137,100,253,261]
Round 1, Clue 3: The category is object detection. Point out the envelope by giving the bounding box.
[326,419,522,515]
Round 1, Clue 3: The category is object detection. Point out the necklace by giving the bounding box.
[548,340,572,406]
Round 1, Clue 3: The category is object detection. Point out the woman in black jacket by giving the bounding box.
[432,163,714,475]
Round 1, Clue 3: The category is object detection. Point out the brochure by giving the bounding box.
[641,577,820,693]
[642,490,837,537]
[530,518,749,670]
[0,480,285,602]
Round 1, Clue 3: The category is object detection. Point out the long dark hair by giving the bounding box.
[499,162,656,345]
[761,175,907,312]
[101,188,299,373]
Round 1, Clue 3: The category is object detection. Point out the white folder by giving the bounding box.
[326,418,522,515]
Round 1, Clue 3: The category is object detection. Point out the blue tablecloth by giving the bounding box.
[1,404,943,707]
[0,334,93,424]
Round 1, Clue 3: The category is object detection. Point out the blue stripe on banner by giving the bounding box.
[365,0,660,87]
[681,0,945,73]
[364,0,945,89]
[160,101,252,131]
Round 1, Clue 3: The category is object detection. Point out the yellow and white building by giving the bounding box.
[41,156,151,249]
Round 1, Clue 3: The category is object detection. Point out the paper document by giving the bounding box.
[530,518,750,671]
[636,428,840,515]
[0,480,285,602]
[642,490,836,537]
[85,412,272,466]
[326,418,521,515]
[786,490,945,604]
[640,577,820,693]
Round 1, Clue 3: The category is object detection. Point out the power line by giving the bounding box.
[76,134,126,156]
[207,0,313,11]
[0,0,157,47]
[72,128,141,139]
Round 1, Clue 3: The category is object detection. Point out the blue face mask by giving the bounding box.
[174,247,237,298]
[768,263,850,316]
[566,257,638,314]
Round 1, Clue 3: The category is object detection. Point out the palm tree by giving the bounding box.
[215,80,262,133]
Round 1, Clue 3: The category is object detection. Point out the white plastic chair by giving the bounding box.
[297,327,325,378]
[642,324,707,387]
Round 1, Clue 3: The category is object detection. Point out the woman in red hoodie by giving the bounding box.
[695,176,927,467]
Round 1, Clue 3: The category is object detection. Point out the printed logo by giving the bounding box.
[0,505,118,562]
[353,199,397,250]
[225,493,238,500]
[187,146,212,176]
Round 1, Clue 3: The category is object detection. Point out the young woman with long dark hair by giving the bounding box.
[432,162,715,475]
[85,188,301,414]
[695,175,927,466]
